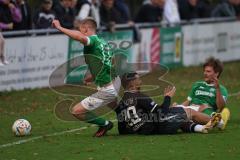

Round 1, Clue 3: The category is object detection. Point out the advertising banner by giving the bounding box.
[131,28,161,72]
[183,21,240,66]
[160,26,183,67]
[0,35,68,91]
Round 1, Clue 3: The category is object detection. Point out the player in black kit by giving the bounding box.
[115,72,221,135]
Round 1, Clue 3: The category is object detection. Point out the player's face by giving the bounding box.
[203,66,218,83]
[79,24,88,34]
[133,75,142,91]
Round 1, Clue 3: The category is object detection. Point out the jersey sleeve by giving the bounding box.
[220,85,228,103]
[86,36,96,46]
[159,96,171,113]
[187,82,198,101]
[138,94,171,113]
[138,94,158,112]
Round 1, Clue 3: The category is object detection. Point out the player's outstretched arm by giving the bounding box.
[52,20,88,45]
[158,86,176,113]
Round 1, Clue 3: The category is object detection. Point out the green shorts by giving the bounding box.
[202,108,215,116]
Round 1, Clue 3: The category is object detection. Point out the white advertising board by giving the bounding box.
[0,35,68,91]
[183,21,240,66]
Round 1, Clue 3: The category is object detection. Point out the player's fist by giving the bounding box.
[212,76,220,89]
[172,102,178,107]
[52,20,61,29]
[164,86,176,97]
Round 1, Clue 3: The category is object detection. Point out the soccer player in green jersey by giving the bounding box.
[175,57,230,130]
[52,18,121,137]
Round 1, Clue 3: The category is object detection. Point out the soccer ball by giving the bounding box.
[12,119,31,136]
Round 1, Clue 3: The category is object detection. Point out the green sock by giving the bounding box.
[85,112,108,126]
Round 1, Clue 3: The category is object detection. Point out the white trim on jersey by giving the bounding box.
[187,96,192,101]
[151,104,158,113]
[86,37,91,46]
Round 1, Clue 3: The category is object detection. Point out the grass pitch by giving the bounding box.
[0,61,240,160]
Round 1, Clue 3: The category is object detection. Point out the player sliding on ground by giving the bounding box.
[52,18,121,137]
[115,72,221,135]
[174,57,230,130]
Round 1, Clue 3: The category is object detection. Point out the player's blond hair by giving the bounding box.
[80,17,97,31]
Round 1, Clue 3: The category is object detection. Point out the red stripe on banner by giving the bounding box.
[151,44,160,54]
[150,28,160,64]
[151,35,160,46]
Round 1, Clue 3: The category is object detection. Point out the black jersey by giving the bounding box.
[115,91,171,134]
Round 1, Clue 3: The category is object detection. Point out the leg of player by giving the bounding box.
[71,76,120,137]
[156,107,221,134]
[180,122,208,133]
[71,103,113,137]
[185,108,226,132]
[201,107,230,130]
[183,108,211,124]
[217,107,230,130]
[180,120,219,134]
[107,99,118,110]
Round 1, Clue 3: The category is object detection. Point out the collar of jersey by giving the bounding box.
[89,35,97,37]
[204,81,215,87]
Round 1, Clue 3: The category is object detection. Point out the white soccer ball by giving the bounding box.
[12,119,31,136]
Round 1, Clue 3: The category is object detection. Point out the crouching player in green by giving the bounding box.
[174,57,230,130]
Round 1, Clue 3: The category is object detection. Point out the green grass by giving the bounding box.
[0,61,240,160]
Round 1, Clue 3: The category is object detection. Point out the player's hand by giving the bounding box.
[164,86,176,97]
[172,102,178,107]
[52,20,61,29]
[212,76,220,89]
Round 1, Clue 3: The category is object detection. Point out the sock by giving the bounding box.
[217,119,224,128]
[180,122,197,133]
[194,124,204,133]
[85,112,108,126]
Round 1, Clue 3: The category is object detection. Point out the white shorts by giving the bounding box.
[176,105,200,112]
[80,76,121,111]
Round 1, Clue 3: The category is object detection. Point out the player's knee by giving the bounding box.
[71,104,85,115]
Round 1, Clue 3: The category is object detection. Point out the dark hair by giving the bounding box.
[203,57,223,78]
[121,72,138,89]
[42,0,52,4]
[80,17,97,30]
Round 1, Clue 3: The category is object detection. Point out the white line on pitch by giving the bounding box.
[0,119,117,149]
[0,126,88,149]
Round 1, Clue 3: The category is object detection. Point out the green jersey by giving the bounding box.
[84,35,115,87]
[188,81,228,111]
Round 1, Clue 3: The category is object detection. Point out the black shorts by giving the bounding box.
[155,107,188,134]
